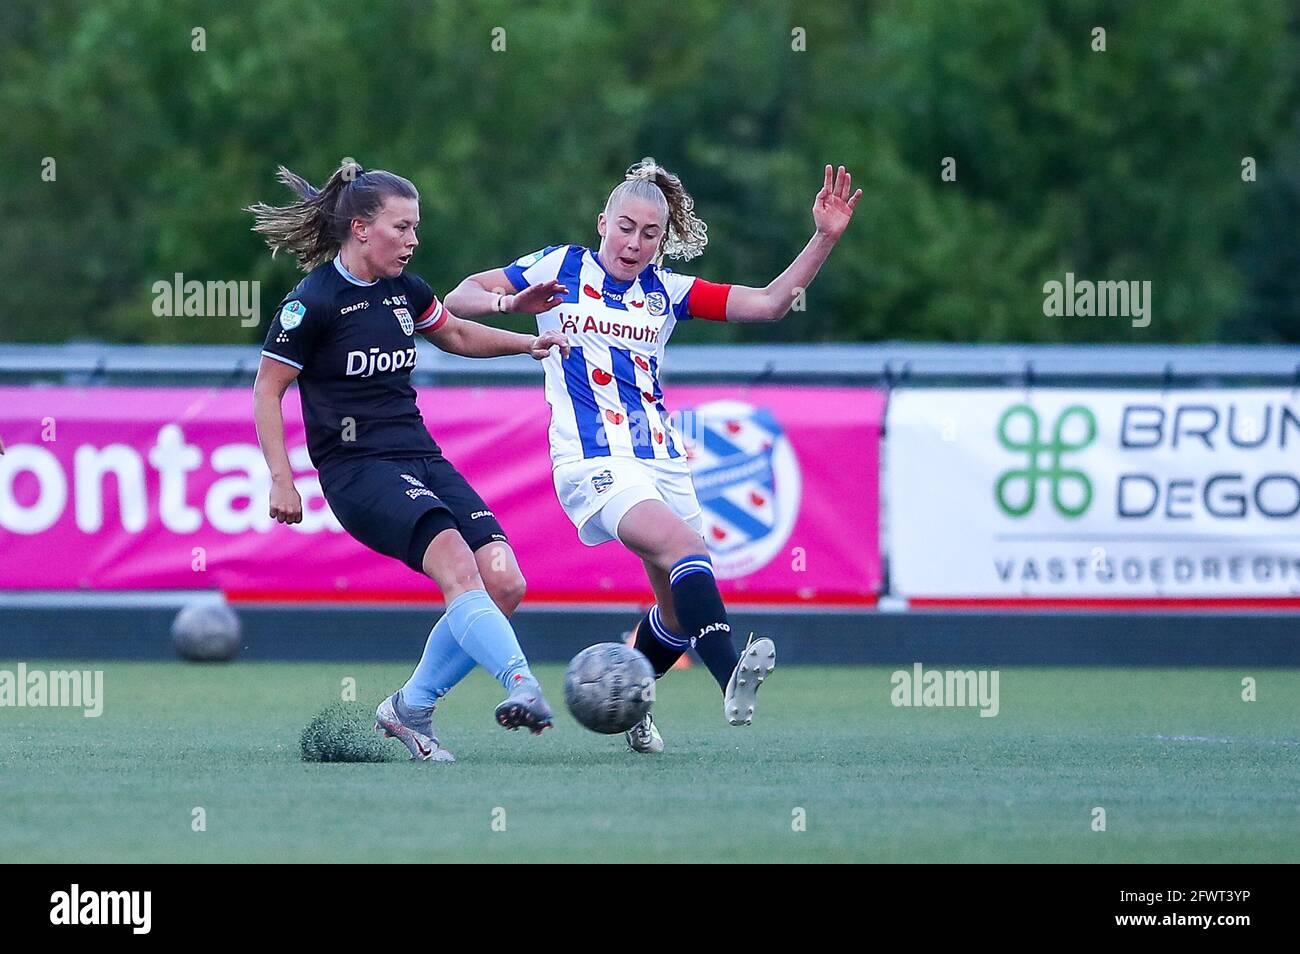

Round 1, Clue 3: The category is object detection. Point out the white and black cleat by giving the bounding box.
[375,691,455,763]
[625,712,665,754]
[723,635,776,726]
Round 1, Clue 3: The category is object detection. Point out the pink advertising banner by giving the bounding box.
[0,386,882,605]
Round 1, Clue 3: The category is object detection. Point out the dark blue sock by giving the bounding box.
[668,555,738,691]
[633,604,689,677]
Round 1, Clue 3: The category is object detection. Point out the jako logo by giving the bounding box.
[50,884,151,934]
[693,622,731,645]
[995,404,1096,518]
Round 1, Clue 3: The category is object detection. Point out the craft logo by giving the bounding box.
[685,400,801,578]
[995,404,1096,518]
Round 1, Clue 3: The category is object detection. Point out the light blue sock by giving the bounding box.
[443,588,534,689]
[400,613,477,709]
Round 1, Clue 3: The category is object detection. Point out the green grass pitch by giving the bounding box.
[2,661,1297,862]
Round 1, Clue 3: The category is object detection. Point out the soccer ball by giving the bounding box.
[171,597,242,662]
[563,642,655,734]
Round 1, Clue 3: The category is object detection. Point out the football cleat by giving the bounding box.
[375,691,455,763]
[625,712,665,754]
[494,673,554,734]
[724,635,776,726]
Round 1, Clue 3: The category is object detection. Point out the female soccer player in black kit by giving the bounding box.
[249,159,568,762]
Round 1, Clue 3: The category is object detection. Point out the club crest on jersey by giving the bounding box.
[279,300,306,330]
[645,291,668,317]
[393,307,413,336]
[591,469,615,495]
[685,400,802,579]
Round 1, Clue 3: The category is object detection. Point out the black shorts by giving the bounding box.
[319,454,508,574]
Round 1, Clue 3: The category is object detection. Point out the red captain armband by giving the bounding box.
[413,297,447,333]
[686,279,732,322]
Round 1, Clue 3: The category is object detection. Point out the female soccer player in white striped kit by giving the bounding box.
[446,159,861,752]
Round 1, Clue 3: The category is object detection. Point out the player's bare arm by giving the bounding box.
[725,165,863,324]
[445,268,568,317]
[252,354,303,525]
[422,313,570,359]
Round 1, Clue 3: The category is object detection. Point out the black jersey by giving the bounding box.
[261,257,448,470]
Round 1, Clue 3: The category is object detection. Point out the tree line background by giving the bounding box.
[2,0,1298,346]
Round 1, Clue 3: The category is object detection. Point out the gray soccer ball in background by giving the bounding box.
[171,597,242,662]
[563,642,655,734]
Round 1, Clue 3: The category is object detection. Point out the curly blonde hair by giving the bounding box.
[603,157,708,262]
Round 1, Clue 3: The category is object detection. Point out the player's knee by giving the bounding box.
[656,528,707,570]
[489,571,526,616]
[428,562,483,596]
[422,540,483,595]
[623,519,699,569]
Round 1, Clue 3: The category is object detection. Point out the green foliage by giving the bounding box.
[1,0,1296,344]
[300,700,401,763]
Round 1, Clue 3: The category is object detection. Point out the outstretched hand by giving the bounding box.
[812,165,862,241]
[529,329,570,360]
[506,280,568,314]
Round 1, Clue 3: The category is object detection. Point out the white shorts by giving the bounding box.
[552,456,704,546]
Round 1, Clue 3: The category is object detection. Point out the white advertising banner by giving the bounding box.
[886,389,1300,598]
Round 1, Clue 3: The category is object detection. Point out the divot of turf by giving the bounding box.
[300,701,403,763]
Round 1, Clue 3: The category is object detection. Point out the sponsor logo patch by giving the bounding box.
[279,300,306,330]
